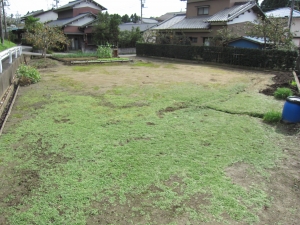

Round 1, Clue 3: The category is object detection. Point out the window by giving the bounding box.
[189,37,198,43]
[203,37,212,46]
[198,6,209,15]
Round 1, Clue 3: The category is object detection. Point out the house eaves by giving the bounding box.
[206,1,261,23]
[54,0,107,12]
[47,12,96,27]
[265,7,300,18]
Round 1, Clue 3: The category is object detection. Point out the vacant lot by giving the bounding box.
[0,58,299,225]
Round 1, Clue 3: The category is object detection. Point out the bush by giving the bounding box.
[16,64,41,86]
[263,111,282,123]
[274,87,293,99]
[97,44,112,58]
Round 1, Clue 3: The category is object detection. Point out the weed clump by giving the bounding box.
[16,64,41,86]
[263,111,281,123]
[274,87,293,100]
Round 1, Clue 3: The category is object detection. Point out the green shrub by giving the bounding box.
[136,43,298,70]
[263,111,282,123]
[16,64,41,86]
[274,87,293,99]
[97,44,112,58]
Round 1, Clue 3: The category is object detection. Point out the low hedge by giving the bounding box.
[136,43,298,70]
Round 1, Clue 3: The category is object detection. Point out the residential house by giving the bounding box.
[21,9,58,23]
[265,7,300,47]
[47,0,107,50]
[152,0,264,46]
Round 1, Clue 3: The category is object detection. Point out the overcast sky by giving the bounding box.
[6,0,188,18]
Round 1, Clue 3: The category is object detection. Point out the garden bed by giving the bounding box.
[260,71,300,96]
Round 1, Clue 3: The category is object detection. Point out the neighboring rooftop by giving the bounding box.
[265,7,300,18]
[119,23,157,32]
[54,0,107,12]
[156,11,186,22]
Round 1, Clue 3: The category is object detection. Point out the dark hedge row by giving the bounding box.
[136,43,298,70]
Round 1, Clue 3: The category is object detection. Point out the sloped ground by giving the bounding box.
[0,58,299,225]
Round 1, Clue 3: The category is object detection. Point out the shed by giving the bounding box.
[227,36,270,49]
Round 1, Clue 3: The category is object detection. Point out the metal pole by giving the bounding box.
[0,1,3,45]
[141,0,142,24]
[288,0,295,31]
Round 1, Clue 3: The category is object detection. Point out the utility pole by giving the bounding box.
[0,0,3,45]
[2,0,8,40]
[140,0,145,24]
[53,0,59,8]
[288,0,295,31]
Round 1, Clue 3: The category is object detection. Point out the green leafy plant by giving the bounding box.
[16,64,41,86]
[263,111,282,123]
[97,44,113,58]
[274,87,293,100]
[290,80,297,87]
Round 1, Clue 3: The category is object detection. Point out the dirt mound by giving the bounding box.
[260,72,299,96]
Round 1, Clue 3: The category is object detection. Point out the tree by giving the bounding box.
[212,26,239,46]
[24,16,40,32]
[121,14,130,23]
[25,23,69,58]
[118,27,142,48]
[130,13,140,23]
[260,0,300,12]
[92,12,121,45]
[245,15,295,50]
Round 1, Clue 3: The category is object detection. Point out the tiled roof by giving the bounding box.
[119,23,157,32]
[21,10,44,19]
[152,14,186,30]
[170,17,210,29]
[47,12,94,27]
[265,7,300,18]
[206,1,257,22]
[55,0,106,12]
[157,11,186,22]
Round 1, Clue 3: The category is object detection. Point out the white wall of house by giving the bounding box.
[228,9,257,25]
[69,16,95,26]
[37,11,58,23]
[291,18,300,39]
[74,2,102,10]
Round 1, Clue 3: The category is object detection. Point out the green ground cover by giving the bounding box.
[0,40,16,52]
[0,63,289,224]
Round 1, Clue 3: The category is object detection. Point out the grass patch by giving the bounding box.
[0,40,16,52]
[28,58,57,69]
[0,64,288,224]
[133,62,160,68]
[263,110,282,123]
[274,87,293,100]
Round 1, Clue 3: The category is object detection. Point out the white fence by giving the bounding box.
[0,46,22,73]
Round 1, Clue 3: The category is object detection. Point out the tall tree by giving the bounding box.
[130,13,140,23]
[92,12,121,45]
[121,14,130,23]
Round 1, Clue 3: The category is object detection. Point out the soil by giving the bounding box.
[259,71,300,96]
[1,57,300,225]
